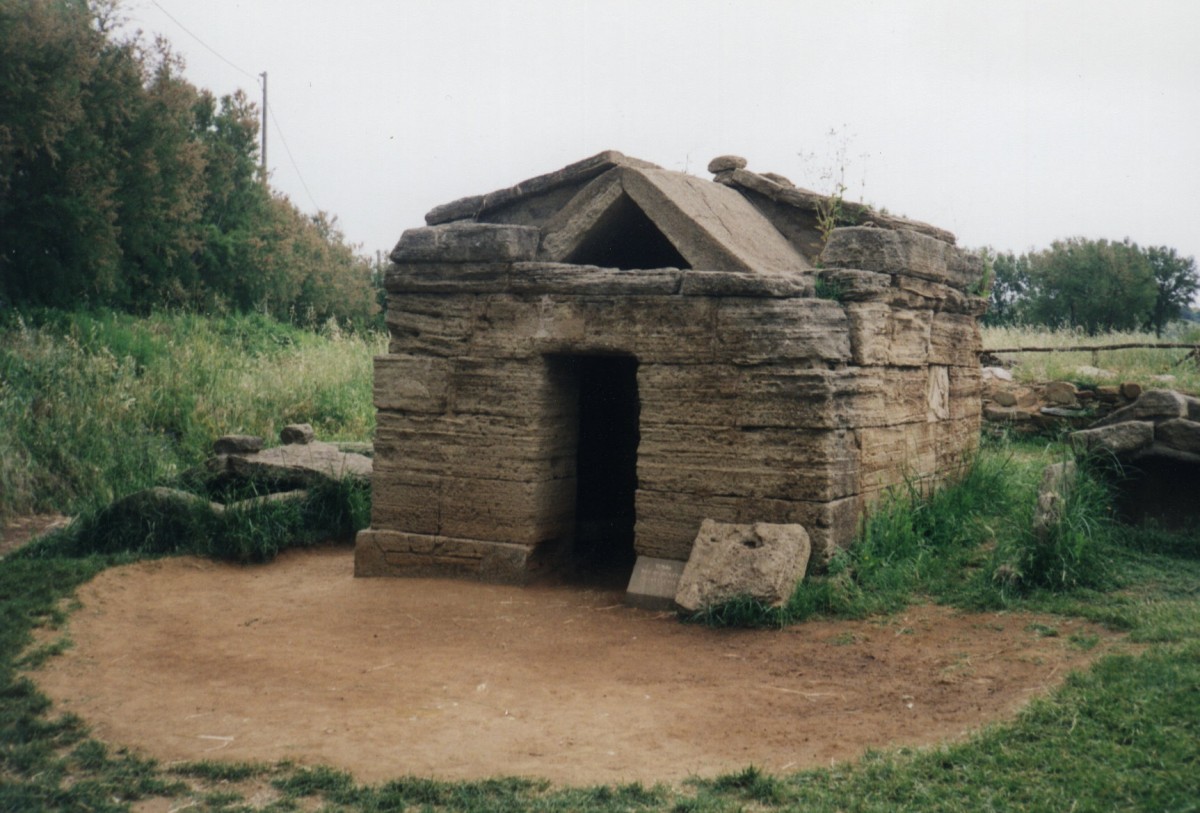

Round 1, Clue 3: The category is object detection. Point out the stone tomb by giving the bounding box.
[355,151,986,595]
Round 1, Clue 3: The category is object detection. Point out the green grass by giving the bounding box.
[2,313,1199,810]
[0,308,384,523]
[982,323,1200,394]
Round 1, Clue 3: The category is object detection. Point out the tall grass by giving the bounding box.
[0,309,384,522]
[690,437,1123,628]
[983,323,1200,393]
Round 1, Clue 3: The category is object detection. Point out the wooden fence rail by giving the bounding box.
[981,343,1200,367]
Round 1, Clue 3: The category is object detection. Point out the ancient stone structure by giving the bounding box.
[1071,388,1200,528]
[355,151,985,592]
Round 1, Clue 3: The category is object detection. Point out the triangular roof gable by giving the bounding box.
[538,166,807,275]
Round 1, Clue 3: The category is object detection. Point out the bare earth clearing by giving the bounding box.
[33,546,1122,786]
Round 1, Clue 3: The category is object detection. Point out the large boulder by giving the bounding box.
[674,520,811,612]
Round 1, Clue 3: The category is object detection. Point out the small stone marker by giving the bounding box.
[707,154,747,173]
[213,435,264,455]
[624,556,687,610]
[280,423,315,445]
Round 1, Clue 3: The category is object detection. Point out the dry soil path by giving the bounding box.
[33,546,1121,786]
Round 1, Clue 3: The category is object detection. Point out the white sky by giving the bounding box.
[121,0,1200,263]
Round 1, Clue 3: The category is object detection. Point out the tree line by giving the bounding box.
[984,237,1199,337]
[1,0,380,328]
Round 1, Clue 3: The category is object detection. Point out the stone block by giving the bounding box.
[354,529,535,583]
[633,490,858,562]
[1070,421,1155,456]
[624,556,687,610]
[929,312,981,367]
[508,263,683,296]
[213,435,263,455]
[373,354,452,413]
[1154,418,1200,454]
[674,520,812,611]
[715,298,851,364]
[845,303,932,367]
[817,268,891,301]
[385,263,511,295]
[1093,389,1188,427]
[391,223,540,263]
[678,270,814,298]
[280,423,315,445]
[386,295,478,356]
[821,226,984,291]
[637,424,860,503]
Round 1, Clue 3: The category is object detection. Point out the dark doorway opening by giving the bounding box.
[1113,457,1200,531]
[566,194,690,270]
[549,354,640,586]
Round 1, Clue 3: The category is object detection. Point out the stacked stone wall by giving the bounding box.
[357,217,984,582]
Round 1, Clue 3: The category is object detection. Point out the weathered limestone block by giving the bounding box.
[448,357,577,419]
[386,295,478,356]
[425,150,654,226]
[373,354,452,413]
[507,263,683,296]
[472,294,718,363]
[674,520,812,611]
[817,268,891,301]
[715,298,850,364]
[1154,418,1200,454]
[369,468,440,534]
[821,227,983,292]
[636,424,860,503]
[438,475,575,546]
[707,155,748,173]
[637,364,956,431]
[633,490,858,562]
[1092,389,1188,427]
[678,270,814,298]
[844,303,932,367]
[385,263,511,295]
[374,411,574,483]
[929,312,982,367]
[280,423,315,445]
[1070,421,1155,456]
[213,435,263,455]
[213,441,372,485]
[1044,381,1079,406]
[354,529,536,583]
[392,223,540,264]
[856,418,979,493]
[927,365,951,421]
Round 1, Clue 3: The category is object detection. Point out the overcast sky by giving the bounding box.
[120,0,1200,264]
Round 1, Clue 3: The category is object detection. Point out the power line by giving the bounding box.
[268,106,321,213]
[149,0,257,81]
[147,1,322,214]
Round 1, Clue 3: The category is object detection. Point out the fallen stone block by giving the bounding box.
[674,519,811,612]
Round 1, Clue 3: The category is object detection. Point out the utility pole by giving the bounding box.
[259,71,268,175]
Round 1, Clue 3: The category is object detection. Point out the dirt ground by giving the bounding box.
[32,546,1123,786]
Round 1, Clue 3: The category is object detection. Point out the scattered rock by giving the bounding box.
[214,435,264,455]
[760,172,795,187]
[280,423,316,445]
[707,155,747,173]
[982,366,1014,382]
[1120,382,1143,400]
[112,487,226,516]
[992,390,1018,407]
[1155,419,1200,455]
[214,441,372,486]
[1044,380,1078,406]
[1040,406,1089,418]
[1071,421,1155,456]
[674,520,811,612]
[1092,389,1188,427]
[1074,365,1115,380]
[983,405,1032,422]
[1151,374,1177,383]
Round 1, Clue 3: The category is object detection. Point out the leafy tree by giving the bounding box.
[1024,237,1156,335]
[1144,246,1199,337]
[0,0,379,327]
[982,250,1031,327]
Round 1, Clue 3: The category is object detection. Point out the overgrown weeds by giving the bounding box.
[0,308,383,523]
[690,437,1129,629]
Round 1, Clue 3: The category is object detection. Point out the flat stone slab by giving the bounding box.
[624,556,686,610]
[212,441,372,485]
